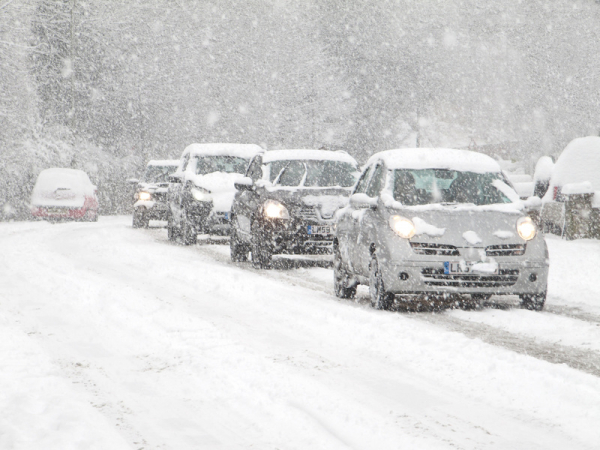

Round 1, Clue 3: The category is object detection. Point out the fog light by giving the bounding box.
[529,273,537,282]
[399,272,409,281]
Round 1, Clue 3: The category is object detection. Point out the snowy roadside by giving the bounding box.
[0,217,599,449]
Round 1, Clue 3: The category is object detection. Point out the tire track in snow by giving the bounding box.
[156,232,600,378]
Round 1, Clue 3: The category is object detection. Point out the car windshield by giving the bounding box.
[268,160,358,188]
[196,156,249,175]
[392,169,512,206]
[144,165,177,183]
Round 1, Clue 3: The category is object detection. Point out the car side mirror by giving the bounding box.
[234,177,254,191]
[168,174,182,184]
[350,193,377,210]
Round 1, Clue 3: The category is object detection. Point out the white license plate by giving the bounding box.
[307,225,331,235]
[444,261,498,274]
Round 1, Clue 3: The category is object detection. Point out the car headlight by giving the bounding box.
[389,215,416,239]
[191,187,212,202]
[517,216,536,241]
[138,191,152,201]
[263,199,289,219]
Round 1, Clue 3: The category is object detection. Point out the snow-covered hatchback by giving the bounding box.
[230,149,359,268]
[30,168,98,222]
[334,148,549,311]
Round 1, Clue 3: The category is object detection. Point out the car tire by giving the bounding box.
[167,214,179,242]
[251,223,272,269]
[230,224,249,262]
[369,254,394,310]
[132,210,148,228]
[519,292,546,311]
[181,209,197,245]
[333,243,356,299]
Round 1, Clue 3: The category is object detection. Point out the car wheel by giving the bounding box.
[132,210,147,228]
[251,223,272,269]
[519,292,546,311]
[167,214,179,242]
[181,209,197,245]
[333,243,356,299]
[230,224,249,262]
[369,254,394,310]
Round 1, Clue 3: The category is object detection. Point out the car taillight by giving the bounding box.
[553,186,559,200]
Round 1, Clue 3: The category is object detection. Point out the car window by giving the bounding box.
[354,165,373,194]
[366,164,384,197]
[195,156,249,175]
[392,169,512,206]
[276,161,306,186]
[246,156,263,181]
[181,153,191,172]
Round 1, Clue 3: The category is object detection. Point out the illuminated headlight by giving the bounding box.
[263,199,289,219]
[138,191,152,201]
[389,215,416,239]
[191,187,212,202]
[517,216,536,241]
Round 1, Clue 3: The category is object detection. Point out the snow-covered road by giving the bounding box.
[1,216,599,450]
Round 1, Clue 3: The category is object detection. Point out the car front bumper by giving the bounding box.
[379,259,548,296]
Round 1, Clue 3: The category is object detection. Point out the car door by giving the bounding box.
[353,162,386,276]
[168,152,191,225]
[233,155,263,242]
[345,164,375,274]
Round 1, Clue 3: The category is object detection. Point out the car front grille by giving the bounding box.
[485,244,526,256]
[421,268,519,288]
[152,192,167,203]
[298,206,319,221]
[410,242,460,256]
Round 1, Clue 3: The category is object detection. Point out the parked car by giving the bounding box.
[168,143,263,244]
[132,160,179,228]
[230,149,359,268]
[532,156,554,198]
[541,136,600,239]
[30,168,99,221]
[333,148,549,311]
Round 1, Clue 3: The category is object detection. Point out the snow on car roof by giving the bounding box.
[147,160,179,166]
[548,136,600,190]
[34,168,92,188]
[366,148,502,173]
[262,149,357,165]
[182,143,263,159]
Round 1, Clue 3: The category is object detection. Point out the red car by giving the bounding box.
[30,168,99,221]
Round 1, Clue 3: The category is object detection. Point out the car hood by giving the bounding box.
[398,208,525,246]
[192,172,245,212]
[266,187,352,219]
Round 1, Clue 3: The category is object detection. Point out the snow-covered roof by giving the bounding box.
[548,136,600,190]
[181,143,263,159]
[33,168,93,189]
[367,148,502,173]
[147,160,179,167]
[262,149,357,165]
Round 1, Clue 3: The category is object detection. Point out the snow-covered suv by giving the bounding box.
[167,143,263,244]
[334,148,549,311]
[133,160,179,228]
[229,149,359,268]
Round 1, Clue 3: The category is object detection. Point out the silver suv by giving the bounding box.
[334,148,549,311]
